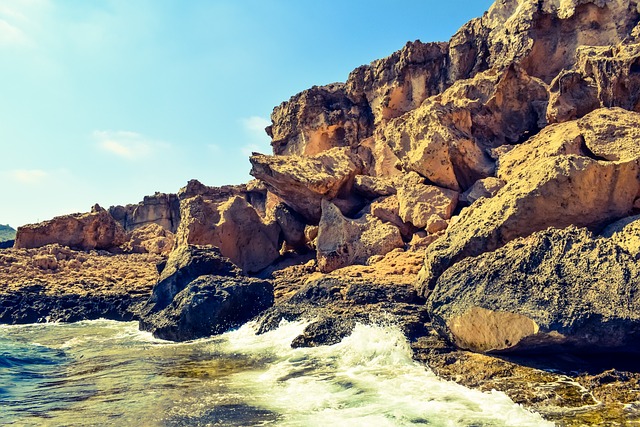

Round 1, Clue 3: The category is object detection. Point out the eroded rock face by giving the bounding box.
[122,223,175,255]
[346,41,450,124]
[429,226,640,353]
[450,0,640,84]
[316,200,404,273]
[176,195,280,273]
[250,147,362,222]
[396,172,458,229]
[109,193,180,233]
[417,154,640,295]
[380,65,546,191]
[268,84,373,156]
[15,206,126,251]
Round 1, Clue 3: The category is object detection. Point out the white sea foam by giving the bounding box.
[224,322,553,427]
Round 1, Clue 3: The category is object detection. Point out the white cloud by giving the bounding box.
[93,130,169,160]
[0,0,50,49]
[240,116,270,136]
[239,116,271,156]
[0,19,29,47]
[5,169,47,184]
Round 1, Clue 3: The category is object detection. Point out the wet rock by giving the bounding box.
[139,245,273,341]
[140,274,273,342]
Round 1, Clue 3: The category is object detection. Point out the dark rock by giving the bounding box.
[291,316,357,348]
[143,245,240,313]
[0,240,14,249]
[428,226,640,353]
[139,274,273,342]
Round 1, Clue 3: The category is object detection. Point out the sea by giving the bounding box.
[0,319,553,426]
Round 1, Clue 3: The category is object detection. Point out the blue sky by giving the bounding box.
[0,0,494,228]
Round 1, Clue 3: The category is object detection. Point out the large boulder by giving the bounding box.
[417,155,640,295]
[316,200,404,273]
[249,147,363,222]
[428,226,640,353]
[139,245,273,341]
[14,205,126,251]
[397,172,458,229]
[175,195,280,273]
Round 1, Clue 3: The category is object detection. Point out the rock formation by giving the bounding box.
[139,245,273,341]
[7,0,640,422]
[14,205,127,251]
[109,192,180,233]
[428,226,640,353]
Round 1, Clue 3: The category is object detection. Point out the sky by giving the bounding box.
[0,0,494,229]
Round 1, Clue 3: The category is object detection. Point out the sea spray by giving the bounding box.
[0,320,552,426]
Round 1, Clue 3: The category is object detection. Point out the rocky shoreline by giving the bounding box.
[4,0,640,424]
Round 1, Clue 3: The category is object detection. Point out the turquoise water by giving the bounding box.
[0,320,552,426]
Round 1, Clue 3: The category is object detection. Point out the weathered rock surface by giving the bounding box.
[109,192,180,233]
[346,41,449,124]
[250,147,362,222]
[122,223,175,255]
[268,84,373,156]
[418,154,640,295]
[176,195,280,273]
[428,226,640,353]
[548,44,640,123]
[450,0,640,84]
[316,200,404,273]
[0,245,161,324]
[14,206,127,251]
[139,245,273,341]
[460,177,506,204]
[381,65,546,191]
[397,172,458,229]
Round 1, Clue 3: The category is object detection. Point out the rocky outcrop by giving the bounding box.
[417,154,640,295]
[548,44,640,123]
[428,226,640,353]
[316,200,404,273]
[449,0,640,84]
[460,177,506,204]
[346,41,449,124]
[139,245,273,341]
[250,147,363,222]
[109,192,180,233]
[267,84,373,156]
[14,205,127,251]
[176,195,280,273]
[122,223,175,255]
[380,65,547,191]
